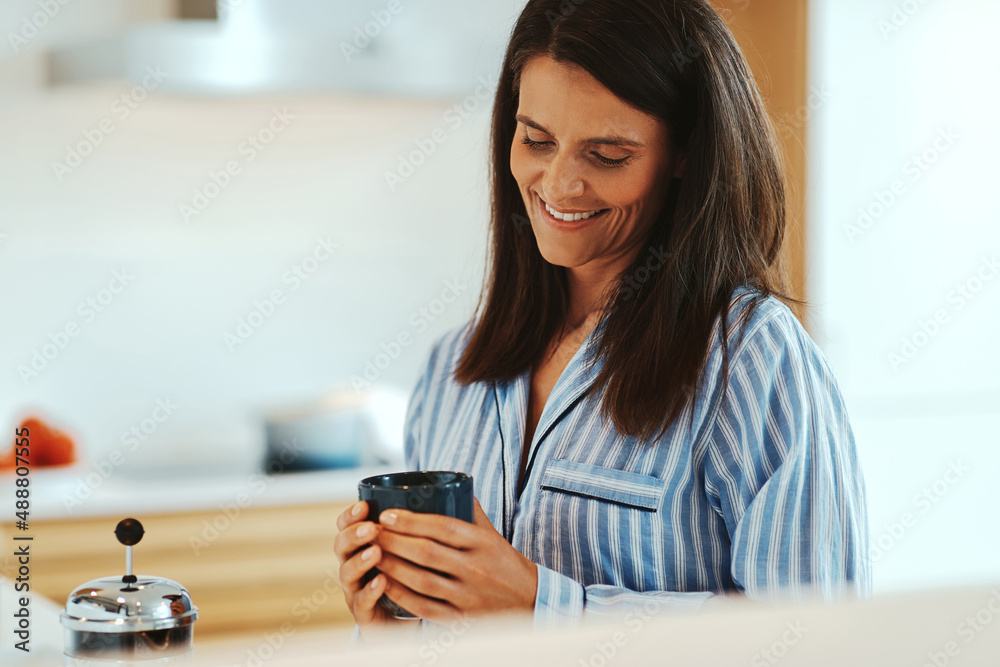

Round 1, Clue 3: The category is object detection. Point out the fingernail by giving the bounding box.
[361,546,375,561]
[358,524,372,539]
[371,575,382,589]
[351,503,362,517]
[381,511,397,525]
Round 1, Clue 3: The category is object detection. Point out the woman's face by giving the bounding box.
[510,54,683,272]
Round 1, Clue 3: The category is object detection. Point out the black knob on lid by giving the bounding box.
[115,518,144,546]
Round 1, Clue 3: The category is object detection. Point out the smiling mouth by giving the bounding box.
[537,194,609,223]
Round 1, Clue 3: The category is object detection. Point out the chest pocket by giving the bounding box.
[533,458,668,590]
[539,458,664,510]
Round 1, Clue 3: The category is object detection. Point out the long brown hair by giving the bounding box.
[454,0,797,441]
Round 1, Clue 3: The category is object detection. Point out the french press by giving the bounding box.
[59,518,198,663]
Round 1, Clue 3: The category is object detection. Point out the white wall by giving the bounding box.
[0,85,493,472]
[809,0,1000,593]
[0,1,520,474]
[0,0,173,89]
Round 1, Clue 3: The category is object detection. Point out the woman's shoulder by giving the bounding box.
[721,286,809,354]
[707,287,850,424]
[416,319,477,383]
[712,285,836,386]
[697,288,856,478]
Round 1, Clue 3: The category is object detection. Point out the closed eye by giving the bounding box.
[521,136,631,168]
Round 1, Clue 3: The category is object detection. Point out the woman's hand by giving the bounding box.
[373,498,538,623]
[334,500,398,631]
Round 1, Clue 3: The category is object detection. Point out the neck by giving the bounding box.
[563,252,632,329]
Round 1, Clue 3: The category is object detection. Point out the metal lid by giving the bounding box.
[60,575,198,633]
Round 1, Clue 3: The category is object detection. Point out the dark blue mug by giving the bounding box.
[357,471,474,619]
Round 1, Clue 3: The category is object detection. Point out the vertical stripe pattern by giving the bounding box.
[402,287,871,628]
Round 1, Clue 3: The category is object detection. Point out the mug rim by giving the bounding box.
[358,470,471,490]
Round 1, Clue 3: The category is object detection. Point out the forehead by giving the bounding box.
[516,54,665,144]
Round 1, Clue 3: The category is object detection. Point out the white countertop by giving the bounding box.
[5,573,1000,666]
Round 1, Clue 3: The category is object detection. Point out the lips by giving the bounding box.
[543,201,604,221]
[536,193,609,228]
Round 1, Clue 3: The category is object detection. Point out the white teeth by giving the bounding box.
[544,201,604,222]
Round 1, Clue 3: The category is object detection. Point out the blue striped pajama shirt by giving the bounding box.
[399,287,870,628]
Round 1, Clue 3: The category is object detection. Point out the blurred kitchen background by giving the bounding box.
[1,0,998,638]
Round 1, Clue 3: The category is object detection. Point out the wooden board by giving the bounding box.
[1,501,357,638]
[713,0,811,327]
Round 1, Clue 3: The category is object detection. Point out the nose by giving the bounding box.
[540,150,584,204]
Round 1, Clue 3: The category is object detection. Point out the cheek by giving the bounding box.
[615,169,664,214]
[509,147,526,187]
[599,178,650,217]
[509,143,541,189]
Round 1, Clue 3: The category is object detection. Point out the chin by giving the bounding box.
[532,232,594,269]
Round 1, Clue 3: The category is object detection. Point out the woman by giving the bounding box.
[335,0,870,636]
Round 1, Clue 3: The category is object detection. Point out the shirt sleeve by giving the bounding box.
[700,308,871,601]
[530,305,871,628]
[533,566,719,628]
[403,322,474,470]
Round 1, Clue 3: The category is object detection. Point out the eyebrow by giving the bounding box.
[515,113,646,149]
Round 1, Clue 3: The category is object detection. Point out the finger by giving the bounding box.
[341,544,382,594]
[378,509,477,549]
[354,572,388,625]
[376,551,460,603]
[336,501,369,532]
[383,576,463,624]
[334,521,371,562]
[376,530,462,575]
[333,520,381,563]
